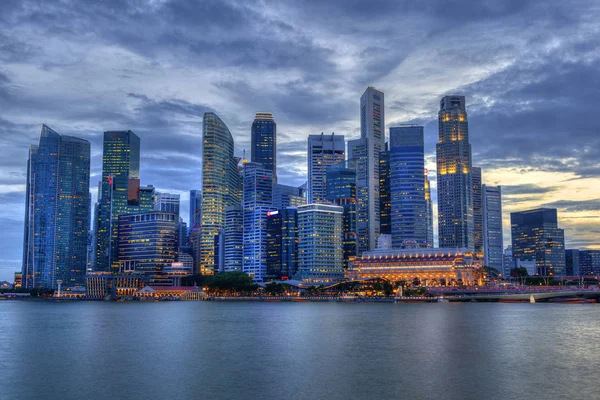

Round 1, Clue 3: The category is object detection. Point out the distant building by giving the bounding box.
[482,185,503,272]
[503,246,513,278]
[272,183,305,210]
[424,170,434,247]
[580,250,600,276]
[437,96,474,250]
[511,208,565,276]
[13,272,22,289]
[326,162,357,269]
[224,205,243,272]
[307,133,345,204]
[118,211,178,274]
[199,112,241,275]
[189,189,202,229]
[296,204,344,283]
[242,162,274,282]
[472,167,483,255]
[251,112,277,183]
[565,249,580,276]
[377,234,392,250]
[389,125,428,249]
[22,125,90,289]
[379,145,391,235]
[85,273,148,299]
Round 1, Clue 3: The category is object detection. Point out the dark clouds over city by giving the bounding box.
[1,0,599,280]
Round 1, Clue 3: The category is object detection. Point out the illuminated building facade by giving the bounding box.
[296,204,344,283]
[347,248,485,286]
[379,145,391,235]
[242,162,274,282]
[251,112,277,183]
[85,273,148,299]
[117,211,178,274]
[224,205,243,272]
[472,167,483,255]
[565,249,580,276]
[307,133,345,204]
[22,125,90,289]
[511,208,565,276]
[154,192,180,219]
[326,162,357,269]
[199,112,241,275]
[189,189,202,228]
[389,125,428,249]
[482,185,503,271]
[580,250,600,276]
[272,183,305,210]
[424,170,434,247]
[436,95,474,250]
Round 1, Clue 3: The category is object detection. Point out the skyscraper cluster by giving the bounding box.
[22,86,588,290]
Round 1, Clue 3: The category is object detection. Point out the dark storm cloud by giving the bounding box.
[543,199,600,213]
[502,184,560,196]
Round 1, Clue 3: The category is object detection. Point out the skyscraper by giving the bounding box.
[251,112,277,183]
[199,112,240,275]
[272,183,306,210]
[307,133,345,204]
[472,167,483,255]
[511,208,566,276]
[580,250,600,276]
[242,162,274,282]
[154,192,180,219]
[189,189,202,229]
[296,204,344,283]
[482,185,503,272]
[565,249,580,276]
[389,125,428,249]
[424,169,434,247]
[379,145,391,235]
[223,205,243,272]
[22,125,90,289]
[326,162,357,269]
[436,95,474,250]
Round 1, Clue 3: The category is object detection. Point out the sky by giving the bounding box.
[1,0,599,282]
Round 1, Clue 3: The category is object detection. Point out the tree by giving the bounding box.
[510,267,529,278]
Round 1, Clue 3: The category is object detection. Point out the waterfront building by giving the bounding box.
[242,162,274,282]
[117,211,178,274]
[85,273,148,299]
[472,167,483,255]
[346,248,484,286]
[389,125,428,249]
[199,112,241,275]
[224,205,243,272]
[580,250,600,276]
[436,96,474,250]
[379,145,391,235]
[511,208,565,276]
[296,204,344,283]
[22,125,90,289]
[14,272,22,289]
[154,192,180,218]
[424,170,434,247]
[326,162,357,269]
[565,249,580,276]
[272,183,306,210]
[189,189,202,229]
[307,133,345,204]
[482,185,503,272]
[251,112,277,183]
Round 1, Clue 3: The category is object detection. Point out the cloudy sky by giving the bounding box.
[1,0,599,281]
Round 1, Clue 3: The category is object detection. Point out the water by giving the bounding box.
[1,301,599,400]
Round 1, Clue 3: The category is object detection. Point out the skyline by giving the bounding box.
[1,1,600,281]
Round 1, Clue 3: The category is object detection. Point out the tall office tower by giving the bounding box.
[251,112,277,183]
[189,189,202,229]
[117,211,178,274]
[95,130,146,272]
[242,162,274,282]
[472,167,483,255]
[347,138,368,254]
[280,208,299,279]
[266,210,283,280]
[511,208,566,276]
[154,192,180,218]
[424,169,434,247]
[22,125,90,289]
[199,112,240,275]
[178,218,188,248]
[296,204,344,283]
[272,183,306,210]
[565,249,580,276]
[503,246,513,278]
[307,133,345,204]
[389,125,428,249]
[482,185,503,271]
[326,162,357,269]
[379,144,391,235]
[224,205,243,272]
[436,95,474,250]
[579,250,600,276]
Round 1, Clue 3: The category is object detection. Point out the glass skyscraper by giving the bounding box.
[199,112,241,275]
[154,192,180,219]
[580,250,600,276]
[22,125,90,289]
[565,249,580,276]
[472,167,483,255]
[224,205,243,272]
[511,208,565,276]
[424,169,434,247]
[379,145,391,235]
[242,162,273,282]
[389,125,428,249]
[482,185,503,272]
[307,133,345,204]
[436,96,474,250]
[326,162,357,269]
[251,112,277,183]
[189,189,202,229]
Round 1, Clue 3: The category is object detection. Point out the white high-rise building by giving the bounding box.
[154,192,180,219]
[482,185,504,272]
[307,133,345,204]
